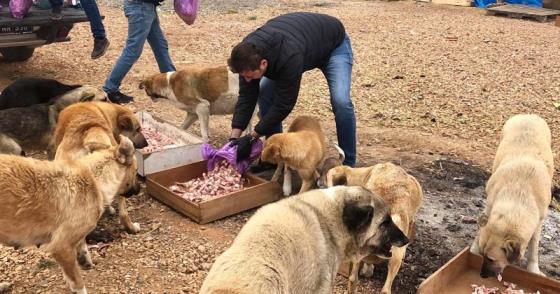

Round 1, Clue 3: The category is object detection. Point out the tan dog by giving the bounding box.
[261,116,327,196]
[0,136,139,294]
[199,186,409,294]
[470,114,554,278]
[139,65,257,142]
[326,162,423,294]
[50,101,147,234]
[0,85,107,156]
[317,144,345,188]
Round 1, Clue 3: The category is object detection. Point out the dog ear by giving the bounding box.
[332,173,347,186]
[504,239,521,263]
[116,135,135,165]
[478,213,489,227]
[118,114,135,131]
[343,201,374,233]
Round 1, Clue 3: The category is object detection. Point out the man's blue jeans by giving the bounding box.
[258,34,356,166]
[103,0,176,94]
[81,0,106,39]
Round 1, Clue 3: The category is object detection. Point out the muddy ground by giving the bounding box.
[1,0,559,293]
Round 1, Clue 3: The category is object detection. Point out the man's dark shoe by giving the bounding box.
[92,38,110,59]
[249,160,277,173]
[107,91,133,104]
[49,6,62,21]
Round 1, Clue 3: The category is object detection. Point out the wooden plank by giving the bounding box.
[417,247,470,294]
[486,4,560,20]
[431,0,472,6]
[556,15,560,26]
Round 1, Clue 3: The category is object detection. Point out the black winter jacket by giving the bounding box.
[231,12,346,136]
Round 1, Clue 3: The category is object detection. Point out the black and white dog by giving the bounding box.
[0,77,82,110]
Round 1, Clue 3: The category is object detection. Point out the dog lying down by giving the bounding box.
[0,86,107,156]
[200,186,409,294]
[0,77,82,110]
[0,136,139,294]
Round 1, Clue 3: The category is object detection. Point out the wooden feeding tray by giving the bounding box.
[146,160,282,224]
[135,111,204,177]
[486,4,560,22]
[417,247,560,294]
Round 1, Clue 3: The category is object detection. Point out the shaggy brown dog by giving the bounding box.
[261,116,327,196]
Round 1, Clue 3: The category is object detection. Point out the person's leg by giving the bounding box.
[257,77,283,135]
[103,0,153,102]
[48,0,63,20]
[80,0,109,59]
[321,34,356,167]
[146,7,176,72]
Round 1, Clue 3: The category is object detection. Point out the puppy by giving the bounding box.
[317,144,345,188]
[470,114,554,278]
[0,77,81,110]
[261,116,327,196]
[50,101,148,234]
[326,162,423,294]
[0,136,139,294]
[199,186,409,294]
[139,65,257,141]
[0,86,107,156]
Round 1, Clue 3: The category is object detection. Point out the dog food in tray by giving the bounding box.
[134,111,204,176]
[146,160,282,224]
[417,247,560,294]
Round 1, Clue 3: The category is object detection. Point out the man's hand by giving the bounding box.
[230,135,257,162]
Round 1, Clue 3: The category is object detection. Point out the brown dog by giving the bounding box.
[261,116,327,196]
[470,114,553,278]
[327,162,423,294]
[139,66,257,142]
[50,101,147,234]
[0,136,139,294]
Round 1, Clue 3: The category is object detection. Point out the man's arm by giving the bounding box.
[231,78,260,139]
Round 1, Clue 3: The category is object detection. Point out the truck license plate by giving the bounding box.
[0,26,34,34]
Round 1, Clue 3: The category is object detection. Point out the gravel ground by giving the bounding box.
[1,0,559,293]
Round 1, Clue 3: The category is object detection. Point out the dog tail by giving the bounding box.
[333,144,345,162]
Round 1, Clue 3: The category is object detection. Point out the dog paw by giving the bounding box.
[127,222,141,234]
[527,265,545,276]
[360,264,375,278]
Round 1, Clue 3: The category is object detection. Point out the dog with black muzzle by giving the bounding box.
[470,114,554,278]
[0,86,107,156]
[326,162,423,294]
[199,186,409,294]
[0,136,139,294]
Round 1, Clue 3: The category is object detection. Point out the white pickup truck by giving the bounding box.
[0,0,88,62]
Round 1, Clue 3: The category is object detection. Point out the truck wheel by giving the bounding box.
[0,47,35,62]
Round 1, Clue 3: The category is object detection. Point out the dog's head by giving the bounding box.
[113,135,140,198]
[139,73,170,101]
[475,213,524,278]
[340,186,409,259]
[116,110,148,149]
[261,134,285,164]
[317,144,345,188]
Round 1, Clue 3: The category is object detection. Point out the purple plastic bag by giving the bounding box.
[9,0,33,19]
[202,140,263,174]
[174,0,198,25]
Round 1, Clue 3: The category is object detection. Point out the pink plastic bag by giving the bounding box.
[174,0,198,25]
[9,0,33,19]
[202,140,263,174]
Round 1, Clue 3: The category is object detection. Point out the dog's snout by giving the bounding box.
[133,134,149,149]
[123,182,141,198]
[394,235,409,248]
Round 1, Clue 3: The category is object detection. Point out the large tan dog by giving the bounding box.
[50,101,147,234]
[326,162,423,294]
[0,136,139,294]
[261,116,327,196]
[139,65,256,142]
[199,186,409,294]
[470,114,554,278]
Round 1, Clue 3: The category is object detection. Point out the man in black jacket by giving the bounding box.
[228,12,356,167]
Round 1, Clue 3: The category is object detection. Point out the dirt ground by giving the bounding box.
[1,0,560,293]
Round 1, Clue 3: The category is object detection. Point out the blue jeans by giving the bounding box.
[103,0,175,94]
[258,34,356,166]
[81,0,106,39]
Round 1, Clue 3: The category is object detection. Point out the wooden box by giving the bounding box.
[556,15,560,27]
[417,247,560,294]
[146,160,282,224]
[135,111,204,177]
